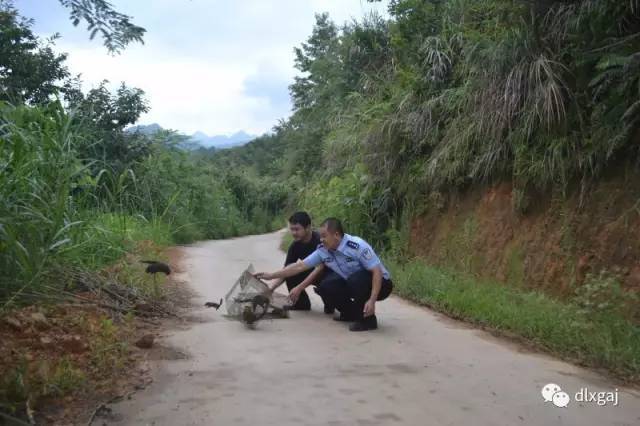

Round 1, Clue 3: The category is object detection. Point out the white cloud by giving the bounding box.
[34,1,389,135]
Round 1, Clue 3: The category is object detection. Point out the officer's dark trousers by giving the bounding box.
[285,271,312,310]
[316,270,393,320]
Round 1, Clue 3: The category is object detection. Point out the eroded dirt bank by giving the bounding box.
[411,172,640,298]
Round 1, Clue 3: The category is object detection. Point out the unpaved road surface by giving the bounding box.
[103,231,640,426]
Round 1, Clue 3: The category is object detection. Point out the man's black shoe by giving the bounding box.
[333,313,357,322]
[324,306,335,315]
[349,315,378,331]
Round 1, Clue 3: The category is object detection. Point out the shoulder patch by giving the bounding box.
[362,248,373,260]
[346,240,359,250]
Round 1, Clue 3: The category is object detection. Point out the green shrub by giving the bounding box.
[573,271,640,321]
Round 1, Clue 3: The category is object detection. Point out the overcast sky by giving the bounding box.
[17,0,388,136]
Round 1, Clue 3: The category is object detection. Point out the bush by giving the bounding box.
[573,271,640,321]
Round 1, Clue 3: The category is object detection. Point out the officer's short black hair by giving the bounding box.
[288,211,311,228]
[321,217,344,236]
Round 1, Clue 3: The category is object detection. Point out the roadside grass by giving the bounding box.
[60,212,173,271]
[388,259,640,382]
[87,314,134,375]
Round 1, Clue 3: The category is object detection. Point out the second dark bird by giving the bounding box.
[204,298,223,310]
[141,261,171,284]
[140,260,171,275]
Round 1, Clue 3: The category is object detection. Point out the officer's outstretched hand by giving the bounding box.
[363,299,376,317]
[254,272,274,280]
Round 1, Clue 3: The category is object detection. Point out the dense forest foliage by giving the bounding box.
[0,1,283,304]
[2,0,640,303]
[220,0,640,248]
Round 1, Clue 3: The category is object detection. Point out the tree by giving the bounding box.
[68,80,151,175]
[0,0,147,103]
[290,13,342,112]
[57,0,145,54]
[0,2,69,104]
[73,80,149,131]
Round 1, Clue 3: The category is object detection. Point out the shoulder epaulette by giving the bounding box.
[346,240,359,250]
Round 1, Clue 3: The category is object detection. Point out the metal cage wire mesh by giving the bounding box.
[224,264,290,317]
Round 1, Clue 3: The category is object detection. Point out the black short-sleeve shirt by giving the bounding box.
[285,231,321,266]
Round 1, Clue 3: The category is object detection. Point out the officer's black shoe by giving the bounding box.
[324,305,335,315]
[349,315,378,332]
[333,313,357,322]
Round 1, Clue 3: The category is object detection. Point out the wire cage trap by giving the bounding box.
[224,264,290,322]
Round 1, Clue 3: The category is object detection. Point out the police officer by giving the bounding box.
[256,217,393,331]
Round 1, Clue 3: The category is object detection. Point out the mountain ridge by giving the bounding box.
[126,123,257,149]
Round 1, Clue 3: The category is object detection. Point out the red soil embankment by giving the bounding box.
[410,171,640,297]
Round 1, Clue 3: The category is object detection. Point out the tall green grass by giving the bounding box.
[0,101,285,307]
[58,213,173,270]
[0,104,169,304]
[0,102,88,303]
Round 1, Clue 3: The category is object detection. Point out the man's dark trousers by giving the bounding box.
[316,270,393,320]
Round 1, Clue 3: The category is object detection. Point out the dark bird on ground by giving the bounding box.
[140,260,171,275]
[234,294,270,319]
[205,298,223,310]
[141,260,171,284]
[242,305,257,327]
[235,294,271,328]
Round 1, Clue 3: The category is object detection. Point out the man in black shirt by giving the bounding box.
[268,211,331,312]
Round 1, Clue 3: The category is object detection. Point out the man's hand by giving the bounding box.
[364,266,382,317]
[254,262,311,282]
[364,299,376,317]
[254,272,274,280]
[288,285,303,304]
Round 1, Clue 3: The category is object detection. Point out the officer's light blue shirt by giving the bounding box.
[302,233,391,280]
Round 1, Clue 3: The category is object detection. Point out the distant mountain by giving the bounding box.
[190,130,256,149]
[125,124,256,150]
[126,123,163,135]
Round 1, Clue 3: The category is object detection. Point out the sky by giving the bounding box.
[16,0,389,136]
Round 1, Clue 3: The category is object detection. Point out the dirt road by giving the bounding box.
[103,230,640,426]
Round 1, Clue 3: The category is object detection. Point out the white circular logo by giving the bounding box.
[541,383,570,408]
[552,391,570,408]
[541,383,562,402]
